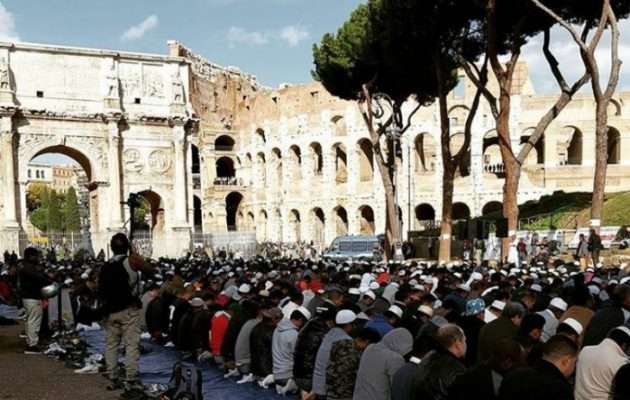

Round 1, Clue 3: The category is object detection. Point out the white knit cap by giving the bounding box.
[335,309,357,325]
[562,318,583,336]
[549,297,568,312]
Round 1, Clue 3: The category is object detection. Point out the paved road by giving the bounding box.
[0,323,120,400]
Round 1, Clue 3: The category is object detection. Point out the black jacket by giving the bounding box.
[220,310,248,362]
[293,316,330,386]
[170,298,191,345]
[18,262,51,300]
[250,321,276,377]
[583,305,625,347]
[98,256,139,315]
[499,360,573,400]
[410,348,466,400]
[458,315,485,367]
[448,364,500,400]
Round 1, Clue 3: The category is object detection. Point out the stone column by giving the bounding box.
[173,121,189,226]
[106,118,124,230]
[1,116,17,226]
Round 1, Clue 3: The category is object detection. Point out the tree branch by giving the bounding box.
[461,59,498,119]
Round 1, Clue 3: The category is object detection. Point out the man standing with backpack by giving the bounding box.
[98,233,150,391]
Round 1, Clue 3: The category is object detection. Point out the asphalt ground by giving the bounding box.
[0,323,120,400]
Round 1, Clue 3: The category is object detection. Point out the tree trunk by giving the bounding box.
[590,101,609,229]
[439,166,455,262]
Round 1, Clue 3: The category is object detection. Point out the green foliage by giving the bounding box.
[48,190,63,232]
[26,183,49,212]
[132,196,151,231]
[63,187,81,232]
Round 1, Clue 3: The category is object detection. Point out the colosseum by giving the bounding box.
[0,40,629,255]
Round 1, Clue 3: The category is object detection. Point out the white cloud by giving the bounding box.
[521,18,630,94]
[0,2,20,42]
[280,25,309,47]
[226,27,270,47]
[121,15,159,42]
[226,25,310,48]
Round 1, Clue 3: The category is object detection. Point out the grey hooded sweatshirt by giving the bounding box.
[353,328,413,400]
[235,318,260,365]
[272,318,300,381]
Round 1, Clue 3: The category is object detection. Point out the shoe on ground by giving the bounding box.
[224,368,239,379]
[277,379,297,396]
[74,363,99,374]
[237,373,255,384]
[24,345,43,355]
[260,374,274,389]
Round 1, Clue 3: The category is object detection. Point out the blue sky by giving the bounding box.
[3,1,630,165]
[0,0,364,87]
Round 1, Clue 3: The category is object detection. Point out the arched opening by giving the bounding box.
[448,105,470,127]
[256,128,266,145]
[309,142,323,176]
[358,205,375,235]
[256,152,266,185]
[216,156,236,182]
[215,135,236,151]
[225,192,243,231]
[334,206,349,237]
[258,210,268,241]
[135,190,165,234]
[357,138,374,182]
[193,195,202,233]
[520,133,545,165]
[289,145,302,180]
[274,208,283,242]
[567,128,582,165]
[247,211,255,231]
[26,147,94,246]
[289,209,301,242]
[451,133,471,176]
[191,144,200,174]
[311,207,325,247]
[415,133,437,172]
[331,115,346,136]
[415,203,436,230]
[608,127,621,164]
[452,202,471,221]
[272,148,283,187]
[333,143,348,184]
[482,201,502,216]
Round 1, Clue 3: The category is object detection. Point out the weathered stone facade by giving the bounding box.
[1,40,629,255]
[0,41,196,256]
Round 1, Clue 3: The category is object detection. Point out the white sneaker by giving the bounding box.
[281,379,297,395]
[237,373,254,384]
[223,368,239,378]
[74,364,99,374]
[164,341,175,348]
[260,374,274,389]
[140,332,151,340]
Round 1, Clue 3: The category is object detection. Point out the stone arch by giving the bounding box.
[358,205,376,235]
[255,128,266,144]
[289,209,301,242]
[191,144,201,175]
[25,144,94,182]
[482,201,502,216]
[274,208,283,242]
[414,133,437,172]
[216,156,235,178]
[225,191,243,231]
[608,126,621,164]
[452,202,471,221]
[256,152,266,184]
[289,145,302,180]
[415,203,436,230]
[357,138,374,182]
[310,207,326,247]
[193,195,202,233]
[332,142,348,183]
[331,115,347,136]
[564,126,583,165]
[136,190,165,234]
[609,98,622,117]
[258,209,268,241]
[215,135,235,151]
[333,206,349,237]
[271,147,283,186]
[448,105,470,127]
[309,142,323,176]
[520,128,545,165]
[247,211,255,231]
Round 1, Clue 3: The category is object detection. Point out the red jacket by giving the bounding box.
[210,311,231,355]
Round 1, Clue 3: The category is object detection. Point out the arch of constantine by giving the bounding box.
[1,40,630,256]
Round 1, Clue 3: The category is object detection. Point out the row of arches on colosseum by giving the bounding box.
[413,200,503,230]
[236,125,623,187]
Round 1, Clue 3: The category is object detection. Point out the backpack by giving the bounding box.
[164,362,203,400]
